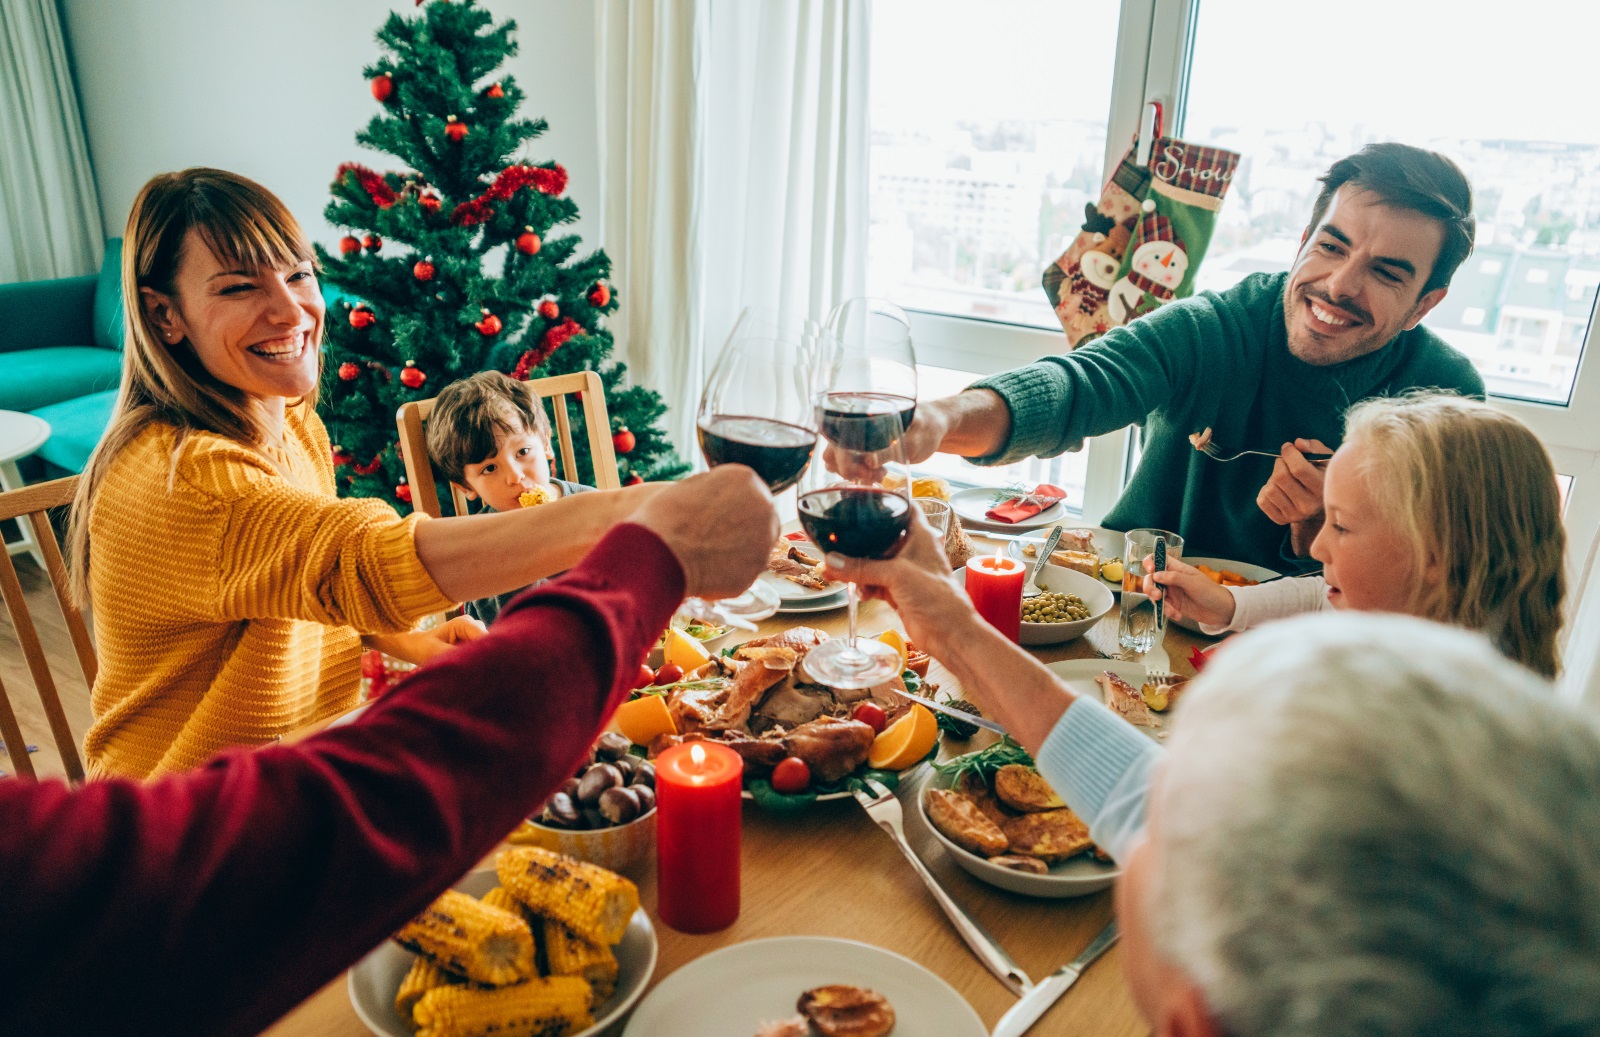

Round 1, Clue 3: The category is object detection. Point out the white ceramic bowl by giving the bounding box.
[348,867,657,1037]
[919,770,1119,898]
[646,625,739,669]
[952,563,1115,646]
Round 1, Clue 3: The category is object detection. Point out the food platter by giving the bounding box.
[763,533,845,602]
[949,486,1070,532]
[620,936,985,1037]
[347,868,657,1037]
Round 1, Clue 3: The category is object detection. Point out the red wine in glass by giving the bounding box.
[798,487,912,560]
[818,392,915,454]
[697,414,818,492]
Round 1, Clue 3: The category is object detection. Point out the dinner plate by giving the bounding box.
[348,868,658,1037]
[1167,556,1280,633]
[775,588,848,614]
[761,570,844,602]
[1045,659,1169,742]
[620,936,986,1037]
[949,486,1069,532]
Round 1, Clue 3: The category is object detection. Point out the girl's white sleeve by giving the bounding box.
[1197,576,1331,636]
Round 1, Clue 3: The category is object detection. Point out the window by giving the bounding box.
[1462,307,1485,328]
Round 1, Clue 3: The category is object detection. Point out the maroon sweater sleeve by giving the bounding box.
[0,522,683,1037]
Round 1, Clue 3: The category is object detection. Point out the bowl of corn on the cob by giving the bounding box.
[349,850,657,1037]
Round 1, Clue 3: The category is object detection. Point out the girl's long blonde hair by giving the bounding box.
[1345,392,1566,678]
[66,168,318,606]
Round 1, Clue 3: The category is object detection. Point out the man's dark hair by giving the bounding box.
[425,371,553,485]
[1306,143,1475,296]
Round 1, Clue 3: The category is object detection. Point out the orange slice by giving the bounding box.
[868,703,938,770]
[614,694,677,745]
[662,627,712,672]
[876,629,910,670]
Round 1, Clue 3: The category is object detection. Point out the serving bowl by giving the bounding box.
[506,806,657,877]
[952,563,1115,645]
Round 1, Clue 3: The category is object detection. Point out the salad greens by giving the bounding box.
[933,736,1034,789]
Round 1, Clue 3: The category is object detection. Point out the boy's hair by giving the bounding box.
[426,371,553,485]
[1344,391,1566,678]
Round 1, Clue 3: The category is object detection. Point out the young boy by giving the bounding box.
[426,371,594,624]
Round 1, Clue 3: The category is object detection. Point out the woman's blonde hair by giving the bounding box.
[1344,392,1566,677]
[66,168,318,606]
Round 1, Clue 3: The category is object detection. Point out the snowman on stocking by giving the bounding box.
[1108,206,1189,326]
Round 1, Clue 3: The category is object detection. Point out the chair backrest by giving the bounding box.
[0,477,91,781]
[396,370,620,519]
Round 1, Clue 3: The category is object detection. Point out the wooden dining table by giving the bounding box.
[267,533,1215,1037]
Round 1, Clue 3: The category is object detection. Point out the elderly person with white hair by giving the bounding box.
[826,519,1600,1036]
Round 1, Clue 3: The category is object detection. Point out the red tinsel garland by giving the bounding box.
[449,163,568,226]
[512,317,583,379]
[336,162,397,209]
[352,454,386,475]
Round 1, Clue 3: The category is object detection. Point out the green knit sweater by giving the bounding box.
[971,272,1485,571]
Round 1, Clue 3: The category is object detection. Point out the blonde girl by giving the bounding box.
[70,168,655,778]
[1151,392,1566,677]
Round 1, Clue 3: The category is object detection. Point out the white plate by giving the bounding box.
[621,936,985,1037]
[1167,557,1280,633]
[921,769,1119,898]
[348,869,657,1037]
[949,486,1069,532]
[775,588,849,614]
[1046,659,1169,742]
[761,570,845,602]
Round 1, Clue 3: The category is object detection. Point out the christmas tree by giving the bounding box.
[316,0,688,513]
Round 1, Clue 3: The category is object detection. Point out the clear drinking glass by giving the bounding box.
[915,497,952,538]
[1118,528,1184,653]
[798,398,914,689]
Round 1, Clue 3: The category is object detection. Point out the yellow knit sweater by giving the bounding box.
[83,404,456,779]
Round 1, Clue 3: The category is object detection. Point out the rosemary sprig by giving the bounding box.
[932,736,1034,788]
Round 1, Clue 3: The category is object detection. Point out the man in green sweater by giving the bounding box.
[908,143,1485,571]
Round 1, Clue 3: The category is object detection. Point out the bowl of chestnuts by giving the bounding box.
[506,731,658,874]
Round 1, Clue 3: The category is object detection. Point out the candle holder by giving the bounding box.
[654,741,743,933]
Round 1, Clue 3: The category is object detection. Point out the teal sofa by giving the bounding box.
[0,240,125,474]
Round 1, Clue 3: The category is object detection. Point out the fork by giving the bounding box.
[1195,440,1331,466]
[1143,537,1173,686]
[851,777,1032,995]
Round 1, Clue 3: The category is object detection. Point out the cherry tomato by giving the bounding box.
[652,663,684,686]
[771,756,811,795]
[633,663,656,689]
[851,702,888,734]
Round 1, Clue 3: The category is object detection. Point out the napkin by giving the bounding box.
[985,483,1067,524]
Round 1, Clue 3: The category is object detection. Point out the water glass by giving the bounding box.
[1118,528,1183,653]
[915,497,952,538]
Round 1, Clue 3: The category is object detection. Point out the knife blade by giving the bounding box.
[883,685,1010,736]
[991,921,1119,1037]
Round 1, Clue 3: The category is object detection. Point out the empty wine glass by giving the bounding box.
[822,297,917,432]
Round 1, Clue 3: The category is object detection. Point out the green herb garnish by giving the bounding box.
[933,736,1033,788]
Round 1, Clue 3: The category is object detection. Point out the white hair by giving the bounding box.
[1151,612,1600,1037]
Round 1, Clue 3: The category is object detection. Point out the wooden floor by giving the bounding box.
[0,553,94,780]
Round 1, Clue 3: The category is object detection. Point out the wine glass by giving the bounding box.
[822,297,917,433]
[798,396,914,689]
[687,307,825,625]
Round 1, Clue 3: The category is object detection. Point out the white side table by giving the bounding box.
[0,411,52,570]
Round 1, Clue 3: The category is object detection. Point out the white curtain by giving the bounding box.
[0,0,102,282]
[596,0,870,458]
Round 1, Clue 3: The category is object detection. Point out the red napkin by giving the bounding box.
[1188,643,1221,673]
[985,483,1067,524]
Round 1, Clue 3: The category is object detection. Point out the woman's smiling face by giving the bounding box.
[144,228,324,403]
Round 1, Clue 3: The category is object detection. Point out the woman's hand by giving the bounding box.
[364,615,488,667]
[1142,555,1237,629]
[820,512,968,656]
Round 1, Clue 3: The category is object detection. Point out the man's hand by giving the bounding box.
[1257,438,1333,527]
[820,513,969,656]
[628,466,778,600]
[821,391,1010,478]
[1141,556,1237,629]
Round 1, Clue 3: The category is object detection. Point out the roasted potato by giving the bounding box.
[926,789,1009,857]
[1001,808,1093,862]
[798,985,896,1037]
[955,771,1015,830]
[993,765,1066,813]
[988,855,1050,875]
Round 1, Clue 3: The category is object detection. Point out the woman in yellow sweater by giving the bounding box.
[68,168,661,778]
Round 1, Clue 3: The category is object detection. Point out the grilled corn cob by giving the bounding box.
[496,848,639,946]
[394,889,535,987]
[412,976,593,1037]
[542,918,619,1001]
[396,956,461,1021]
[480,887,523,916]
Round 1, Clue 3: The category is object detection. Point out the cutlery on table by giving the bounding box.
[990,921,1120,1037]
[850,777,1032,996]
[1142,537,1173,687]
[881,685,1010,736]
[1194,439,1331,466]
[1021,526,1063,599]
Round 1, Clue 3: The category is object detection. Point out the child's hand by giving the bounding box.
[1142,555,1238,629]
[365,616,488,666]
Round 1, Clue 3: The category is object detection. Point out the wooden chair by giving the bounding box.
[396,370,621,519]
[0,477,92,782]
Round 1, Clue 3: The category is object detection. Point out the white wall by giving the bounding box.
[60,0,599,249]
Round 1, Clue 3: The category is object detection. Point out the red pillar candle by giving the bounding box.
[655,741,743,933]
[967,553,1025,643]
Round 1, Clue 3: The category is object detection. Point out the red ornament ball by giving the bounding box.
[337,361,361,381]
[349,306,376,329]
[445,116,468,142]
[339,235,361,255]
[612,428,636,454]
[475,312,503,337]
[370,73,394,103]
[588,282,611,307]
[363,234,382,253]
[538,299,560,320]
[485,82,505,99]
[419,191,441,213]
[515,229,541,255]
[400,361,426,389]
[331,445,353,466]
[623,473,644,487]
[395,482,413,504]
[412,258,435,281]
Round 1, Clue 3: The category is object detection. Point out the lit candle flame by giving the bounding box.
[689,743,706,766]
[985,551,1009,572]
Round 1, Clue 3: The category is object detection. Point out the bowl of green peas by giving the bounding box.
[1016,565,1116,645]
